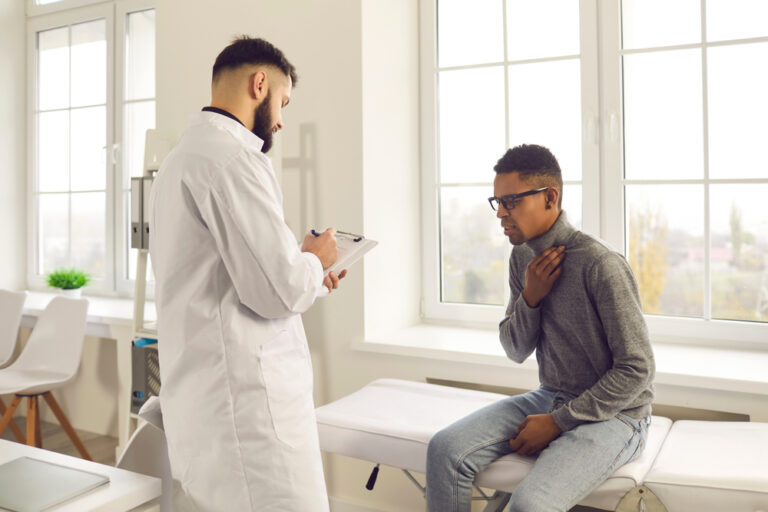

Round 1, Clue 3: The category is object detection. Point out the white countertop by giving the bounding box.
[0,439,160,512]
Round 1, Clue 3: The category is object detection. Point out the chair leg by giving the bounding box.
[26,396,37,448]
[34,398,42,448]
[25,396,42,448]
[41,391,92,461]
[0,396,26,443]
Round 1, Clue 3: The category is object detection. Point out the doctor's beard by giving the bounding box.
[252,91,274,154]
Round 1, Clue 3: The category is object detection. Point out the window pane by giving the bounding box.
[562,184,582,230]
[439,67,505,183]
[124,100,156,184]
[707,0,768,42]
[39,194,69,274]
[707,43,768,180]
[441,186,507,305]
[623,50,703,180]
[71,19,106,107]
[626,185,704,318]
[438,0,504,68]
[508,59,582,182]
[38,27,69,111]
[71,192,106,277]
[126,10,156,100]
[710,185,768,322]
[38,110,70,192]
[506,0,579,61]
[71,106,106,191]
[621,0,700,50]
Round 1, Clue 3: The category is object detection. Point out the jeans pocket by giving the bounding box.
[616,413,647,463]
[615,413,641,434]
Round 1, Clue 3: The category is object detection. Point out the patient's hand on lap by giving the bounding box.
[508,413,563,456]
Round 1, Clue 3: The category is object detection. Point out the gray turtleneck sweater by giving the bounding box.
[500,211,655,432]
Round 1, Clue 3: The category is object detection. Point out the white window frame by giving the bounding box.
[26,0,108,18]
[26,3,116,294]
[114,0,155,297]
[419,0,600,326]
[420,0,768,348]
[597,1,768,348]
[26,0,155,297]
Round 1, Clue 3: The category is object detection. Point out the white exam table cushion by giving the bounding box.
[316,378,507,473]
[316,378,672,511]
[643,420,768,512]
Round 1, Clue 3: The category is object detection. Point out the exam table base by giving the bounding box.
[390,468,669,512]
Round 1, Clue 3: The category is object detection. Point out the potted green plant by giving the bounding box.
[46,268,91,298]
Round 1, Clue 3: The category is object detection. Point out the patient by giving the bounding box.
[425,144,655,512]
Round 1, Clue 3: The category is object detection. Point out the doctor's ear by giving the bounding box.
[249,71,268,100]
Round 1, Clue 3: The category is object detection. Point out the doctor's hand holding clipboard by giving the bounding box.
[302,228,378,293]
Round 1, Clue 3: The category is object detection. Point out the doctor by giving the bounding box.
[149,37,343,511]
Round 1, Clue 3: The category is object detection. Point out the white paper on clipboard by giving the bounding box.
[325,231,378,277]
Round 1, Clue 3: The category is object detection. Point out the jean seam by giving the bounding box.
[616,413,642,434]
[451,436,511,511]
[561,429,639,507]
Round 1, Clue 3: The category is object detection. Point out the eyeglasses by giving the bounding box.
[488,187,548,211]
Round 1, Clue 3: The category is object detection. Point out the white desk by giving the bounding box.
[19,292,157,458]
[0,439,160,512]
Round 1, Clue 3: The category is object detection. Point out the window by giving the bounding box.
[421,0,599,324]
[28,0,155,295]
[421,0,768,344]
[620,0,768,326]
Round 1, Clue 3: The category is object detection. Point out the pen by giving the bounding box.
[311,229,363,242]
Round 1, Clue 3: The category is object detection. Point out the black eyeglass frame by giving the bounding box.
[488,187,549,211]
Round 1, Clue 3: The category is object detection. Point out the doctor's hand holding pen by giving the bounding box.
[301,228,347,292]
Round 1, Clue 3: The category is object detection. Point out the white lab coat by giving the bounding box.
[149,111,330,512]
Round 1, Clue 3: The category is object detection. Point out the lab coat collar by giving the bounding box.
[524,211,576,255]
[191,110,265,153]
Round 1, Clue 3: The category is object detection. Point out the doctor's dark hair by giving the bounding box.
[212,36,298,85]
[494,144,563,207]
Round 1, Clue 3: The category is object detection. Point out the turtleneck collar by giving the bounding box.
[524,211,576,255]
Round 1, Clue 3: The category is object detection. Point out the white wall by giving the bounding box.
[0,0,26,290]
[154,2,435,509]
[150,2,764,511]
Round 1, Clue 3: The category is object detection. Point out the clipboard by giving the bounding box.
[325,230,378,277]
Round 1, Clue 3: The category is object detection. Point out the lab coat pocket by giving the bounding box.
[259,332,315,448]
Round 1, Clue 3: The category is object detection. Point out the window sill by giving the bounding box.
[354,324,768,398]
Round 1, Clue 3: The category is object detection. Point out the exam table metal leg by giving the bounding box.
[480,490,511,512]
[394,467,510,512]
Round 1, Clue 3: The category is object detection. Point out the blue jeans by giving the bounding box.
[426,387,648,512]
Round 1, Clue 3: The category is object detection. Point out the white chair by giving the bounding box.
[0,296,90,459]
[117,397,173,512]
[0,289,27,443]
[0,290,26,367]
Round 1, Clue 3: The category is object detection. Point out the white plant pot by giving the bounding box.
[60,288,82,298]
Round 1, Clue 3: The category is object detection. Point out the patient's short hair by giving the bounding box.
[212,36,298,85]
[494,144,563,206]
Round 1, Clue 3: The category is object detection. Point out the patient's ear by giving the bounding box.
[546,187,560,210]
